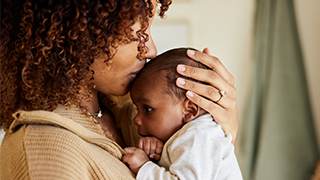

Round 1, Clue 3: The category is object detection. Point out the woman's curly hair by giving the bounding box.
[0,0,172,130]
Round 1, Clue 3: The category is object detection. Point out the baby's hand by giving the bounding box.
[123,147,149,175]
[137,137,163,161]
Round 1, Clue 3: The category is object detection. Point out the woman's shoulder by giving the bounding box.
[0,124,78,179]
[1,123,136,179]
[3,121,93,155]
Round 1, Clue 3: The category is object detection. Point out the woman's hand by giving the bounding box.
[176,48,239,146]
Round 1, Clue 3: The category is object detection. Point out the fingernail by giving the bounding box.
[177,78,186,85]
[187,49,195,56]
[177,65,186,72]
[186,91,194,97]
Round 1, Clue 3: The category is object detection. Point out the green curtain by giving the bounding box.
[238,0,319,180]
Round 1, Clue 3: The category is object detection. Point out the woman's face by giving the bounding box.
[90,1,157,96]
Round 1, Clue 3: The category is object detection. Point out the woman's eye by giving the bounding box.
[133,37,139,42]
[144,107,153,113]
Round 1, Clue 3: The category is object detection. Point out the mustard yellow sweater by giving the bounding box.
[0,96,139,180]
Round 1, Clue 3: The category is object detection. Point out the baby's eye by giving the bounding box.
[144,106,153,113]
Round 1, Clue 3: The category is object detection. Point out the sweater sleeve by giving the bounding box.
[136,121,243,180]
[1,124,90,180]
[24,125,95,179]
[0,125,30,180]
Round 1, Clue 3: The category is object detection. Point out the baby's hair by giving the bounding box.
[135,48,210,103]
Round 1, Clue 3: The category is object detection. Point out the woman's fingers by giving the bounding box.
[184,91,225,118]
[177,65,227,88]
[202,47,212,55]
[176,77,236,108]
[186,49,235,86]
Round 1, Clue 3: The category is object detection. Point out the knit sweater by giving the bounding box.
[0,99,138,180]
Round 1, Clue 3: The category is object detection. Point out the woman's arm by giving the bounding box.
[175,48,239,146]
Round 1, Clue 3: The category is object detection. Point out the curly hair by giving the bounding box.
[0,0,172,130]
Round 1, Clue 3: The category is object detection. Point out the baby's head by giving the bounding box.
[130,48,209,142]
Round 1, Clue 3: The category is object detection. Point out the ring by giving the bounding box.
[216,90,226,103]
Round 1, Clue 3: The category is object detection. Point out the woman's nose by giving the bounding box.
[144,35,157,59]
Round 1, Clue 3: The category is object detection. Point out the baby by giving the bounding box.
[123,48,243,180]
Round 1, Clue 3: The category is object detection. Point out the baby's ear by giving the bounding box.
[182,99,200,123]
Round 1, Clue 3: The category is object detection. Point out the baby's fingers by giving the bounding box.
[149,154,161,161]
[137,137,152,155]
[148,140,163,159]
[155,140,163,155]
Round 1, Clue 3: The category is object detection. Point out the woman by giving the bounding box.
[0,0,239,179]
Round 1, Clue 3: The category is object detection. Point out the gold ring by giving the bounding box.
[217,90,226,103]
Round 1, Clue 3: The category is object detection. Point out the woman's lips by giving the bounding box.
[128,67,143,81]
[128,73,137,81]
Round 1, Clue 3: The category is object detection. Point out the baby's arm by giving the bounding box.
[136,137,163,161]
